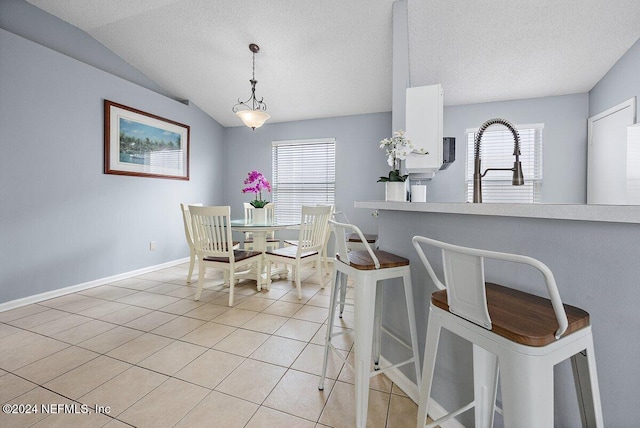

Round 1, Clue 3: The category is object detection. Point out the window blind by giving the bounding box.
[465,124,543,203]
[272,139,336,222]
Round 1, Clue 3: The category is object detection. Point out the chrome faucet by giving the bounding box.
[473,118,525,203]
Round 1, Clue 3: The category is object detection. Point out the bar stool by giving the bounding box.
[331,211,379,251]
[412,236,603,428]
[318,219,421,428]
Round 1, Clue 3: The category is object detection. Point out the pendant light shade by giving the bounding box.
[232,44,270,130]
[235,109,270,129]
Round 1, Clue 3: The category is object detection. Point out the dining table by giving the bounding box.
[230,218,299,289]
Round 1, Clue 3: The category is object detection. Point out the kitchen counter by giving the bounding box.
[354,201,640,224]
[355,202,639,426]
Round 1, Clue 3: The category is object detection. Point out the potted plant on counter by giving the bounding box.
[377,130,425,201]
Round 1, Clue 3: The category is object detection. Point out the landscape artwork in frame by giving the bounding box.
[104,100,190,180]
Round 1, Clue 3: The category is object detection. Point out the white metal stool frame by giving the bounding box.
[412,236,603,428]
[319,219,421,428]
[332,211,379,251]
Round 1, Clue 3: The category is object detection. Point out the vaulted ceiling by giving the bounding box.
[27,0,640,127]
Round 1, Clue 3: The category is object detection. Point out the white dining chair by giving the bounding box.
[180,202,203,283]
[284,204,334,274]
[265,205,332,299]
[412,236,603,428]
[189,205,262,306]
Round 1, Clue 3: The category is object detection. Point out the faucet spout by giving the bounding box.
[473,118,524,203]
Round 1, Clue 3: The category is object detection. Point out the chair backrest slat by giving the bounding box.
[412,236,569,338]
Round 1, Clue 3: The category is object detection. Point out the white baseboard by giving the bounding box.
[379,356,465,428]
[0,257,190,313]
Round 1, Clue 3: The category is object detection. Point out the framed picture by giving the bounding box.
[104,100,190,180]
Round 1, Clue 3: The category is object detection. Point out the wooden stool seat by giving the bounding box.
[432,282,590,347]
[337,250,409,271]
[347,232,378,244]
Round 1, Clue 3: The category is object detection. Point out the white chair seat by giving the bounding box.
[203,249,262,264]
[266,245,318,260]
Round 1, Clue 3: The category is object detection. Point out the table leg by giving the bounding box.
[235,231,288,288]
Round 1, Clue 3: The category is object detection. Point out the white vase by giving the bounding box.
[252,207,266,224]
[385,182,407,202]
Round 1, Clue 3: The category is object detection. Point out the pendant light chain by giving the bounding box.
[232,43,270,130]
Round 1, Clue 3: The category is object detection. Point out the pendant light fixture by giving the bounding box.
[232,43,270,130]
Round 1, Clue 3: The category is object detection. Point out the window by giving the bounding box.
[466,123,543,203]
[272,138,336,222]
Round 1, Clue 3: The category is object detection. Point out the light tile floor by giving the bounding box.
[0,263,423,427]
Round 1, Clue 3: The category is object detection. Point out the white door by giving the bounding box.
[587,98,636,204]
[627,124,640,204]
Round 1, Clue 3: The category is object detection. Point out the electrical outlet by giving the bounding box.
[149,241,157,250]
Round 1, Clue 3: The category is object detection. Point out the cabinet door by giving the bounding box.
[627,124,640,204]
[404,84,443,175]
[587,98,636,204]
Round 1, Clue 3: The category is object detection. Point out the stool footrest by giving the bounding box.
[425,401,475,428]
[370,357,416,379]
[329,330,350,339]
[327,343,351,368]
[337,300,354,309]
[381,326,412,351]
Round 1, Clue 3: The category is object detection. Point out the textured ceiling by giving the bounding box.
[27,0,640,127]
[408,0,640,106]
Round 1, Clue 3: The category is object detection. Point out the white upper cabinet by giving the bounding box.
[404,84,443,177]
[587,97,637,204]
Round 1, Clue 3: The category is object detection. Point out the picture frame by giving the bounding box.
[104,100,190,180]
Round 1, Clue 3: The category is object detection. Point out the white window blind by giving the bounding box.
[465,124,543,203]
[272,138,336,223]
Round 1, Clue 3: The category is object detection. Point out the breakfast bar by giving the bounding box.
[356,201,640,427]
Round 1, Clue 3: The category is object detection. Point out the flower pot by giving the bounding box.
[385,182,407,202]
[252,207,266,224]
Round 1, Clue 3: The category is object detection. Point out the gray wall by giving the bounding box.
[0,0,172,98]
[223,113,393,241]
[423,93,590,204]
[0,25,225,303]
[377,210,640,427]
[589,37,640,117]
